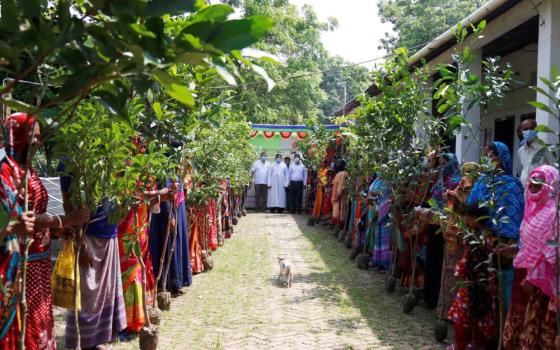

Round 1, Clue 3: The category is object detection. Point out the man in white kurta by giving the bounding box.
[267,154,289,213]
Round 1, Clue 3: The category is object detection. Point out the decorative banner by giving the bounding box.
[280,131,291,139]
[297,132,307,139]
[249,130,258,138]
[263,131,275,139]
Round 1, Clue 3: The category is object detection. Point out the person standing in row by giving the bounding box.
[268,154,289,213]
[288,154,307,214]
[284,156,292,212]
[250,152,270,212]
[516,118,553,186]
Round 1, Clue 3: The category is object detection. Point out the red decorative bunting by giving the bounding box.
[249,131,258,138]
[263,131,275,139]
[297,132,307,139]
[280,131,292,139]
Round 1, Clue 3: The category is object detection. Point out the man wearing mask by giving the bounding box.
[288,154,308,214]
[284,156,292,211]
[251,152,271,212]
[267,153,289,213]
[516,118,553,185]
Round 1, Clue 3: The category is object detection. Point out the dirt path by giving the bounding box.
[58,213,444,349]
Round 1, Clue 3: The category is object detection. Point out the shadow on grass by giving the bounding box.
[293,214,444,349]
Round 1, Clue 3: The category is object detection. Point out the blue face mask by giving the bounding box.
[260,156,267,162]
[521,129,538,146]
[276,158,282,164]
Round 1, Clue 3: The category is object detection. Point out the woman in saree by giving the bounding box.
[310,160,328,224]
[423,153,461,309]
[503,165,559,350]
[436,162,480,323]
[118,197,155,337]
[466,141,524,312]
[149,175,192,296]
[117,138,174,337]
[331,159,349,229]
[447,203,497,350]
[0,162,36,349]
[368,175,392,270]
[2,113,89,350]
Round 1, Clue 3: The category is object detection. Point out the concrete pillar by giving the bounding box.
[456,49,482,163]
[536,0,560,144]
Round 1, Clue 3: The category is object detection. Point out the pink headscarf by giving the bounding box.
[513,165,559,302]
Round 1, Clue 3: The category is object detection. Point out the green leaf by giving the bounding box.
[20,0,41,20]
[0,97,34,113]
[213,64,236,86]
[528,101,555,115]
[535,124,556,133]
[57,0,71,30]
[1,0,18,32]
[210,16,273,52]
[146,0,203,17]
[152,101,163,120]
[251,63,275,92]
[186,4,233,25]
[129,23,156,38]
[437,103,448,114]
[552,65,559,80]
[546,239,559,248]
[152,69,194,107]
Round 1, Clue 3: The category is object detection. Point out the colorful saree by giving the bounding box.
[117,203,156,333]
[503,165,559,350]
[0,163,23,349]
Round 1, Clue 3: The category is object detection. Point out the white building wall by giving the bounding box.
[482,44,538,173]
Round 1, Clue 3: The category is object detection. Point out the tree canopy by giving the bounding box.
[378,0,482,54]
[222,0,371,124]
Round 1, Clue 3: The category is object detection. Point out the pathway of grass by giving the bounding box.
[56,212,443,349]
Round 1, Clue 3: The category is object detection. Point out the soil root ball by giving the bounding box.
[157,292,171,311]
[202,251,214,271]
[337,230,345,243]
[344,234,352,249]
[434,320,448,342]
[241,209,247,216]
[232,217,239,225]
[403,294,416,314]
[350,246,362,261]
[356,253,370,270]
[148,307,162,326]
[307,217,315,226]
[139,325,159,350]
[385,276,397,293]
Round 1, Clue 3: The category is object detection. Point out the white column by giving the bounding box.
[456,49,482,163]
[536,0,560,144]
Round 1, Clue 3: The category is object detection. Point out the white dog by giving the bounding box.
[277,257,293,288]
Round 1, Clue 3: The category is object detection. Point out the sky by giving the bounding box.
[289,0,394,70]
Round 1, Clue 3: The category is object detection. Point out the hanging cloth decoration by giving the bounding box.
[297,132,307,139]
[263,131,275,139]
[249,130,258,138]
[280,131,291,139]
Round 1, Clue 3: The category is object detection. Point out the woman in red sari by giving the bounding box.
[2,113,88,350]
[0,156,36,349]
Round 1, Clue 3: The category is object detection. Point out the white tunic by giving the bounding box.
[267,162,289,208]
[251,160,271,185]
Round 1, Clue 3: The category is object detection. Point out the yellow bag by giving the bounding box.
[51,240,80,310]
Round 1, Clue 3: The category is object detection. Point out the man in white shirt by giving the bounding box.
[250,152,271,212]
[267,153,289,213]
[288,154,308,214]
[516,119,554,186]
